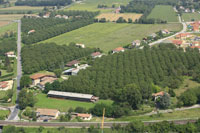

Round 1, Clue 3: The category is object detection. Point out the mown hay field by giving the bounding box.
[96,13,143,22]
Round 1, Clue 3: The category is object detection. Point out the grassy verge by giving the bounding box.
[43,23,182,52]
[147,5,178,22]
[114,108,200,122]
[0,110,10,120]
[35,93,113,112]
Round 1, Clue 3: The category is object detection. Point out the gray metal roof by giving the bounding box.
[48,90,93,99]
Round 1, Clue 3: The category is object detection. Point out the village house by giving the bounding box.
[172,40,183,47]
[5,51,16,58]
[37,77,57,90]
[62,15,69,19]
[112,47,125,53]
[30,73,56,86]
[47,90,99,102]
[66,60,80,67]
[192,41,200,46]
[36,108,60,120]
[185,8,190,13]
[43,12,51,18]
[152,91,165,100]
[91,52,102,58]
[175,33,192,40]
[161,29,170,34]
[76,43,85,48]
[0,80,13,91]
[76,113,92,120]
[115,6,121,14]
[192,9,195,13]
[28,30,35,34]
[55,15,62,18]
[132,40,141,47]
[149,33,157,38]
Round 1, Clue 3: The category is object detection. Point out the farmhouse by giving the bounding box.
[152,91,165,100]
[38,77,57,90]
[43,12,51,18]
[63,64,89,75]
[115,6,121,14]
[55,15,62,18]
[112,47,125,53]
[91,52,102,58]
[30,73,56,86]
[76,43,85,48]
[132,40,141,47]
[47,90,99,102]
[36,108,60,120]
[76,113,92,120]
[161,29,170,34]
[66,60,80,67]
[5,51,16,58]
[28,30,35,34]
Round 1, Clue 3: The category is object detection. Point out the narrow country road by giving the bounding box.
[7,20,22,121]
[148,14,187,47]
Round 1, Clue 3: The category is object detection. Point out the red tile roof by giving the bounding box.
[176,33,191,38]
[0,81,8,88]
[91,52,101,57]
[66,60,80,67]
[113,47,124,52]
[30,73,47,80]
[191,46,200,49]
[77,113,91,118]
[36,108,59,117]
[152,91,165,97]
[172,40,183,45]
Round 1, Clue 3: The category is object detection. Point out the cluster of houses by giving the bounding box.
[171,33,200,51]
[0,80,13,91]
[179,6,196,13]
[36,108,93,121]
[30,73,57,90]
[187,21,200,32]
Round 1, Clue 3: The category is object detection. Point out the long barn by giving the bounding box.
[47,90,99,102]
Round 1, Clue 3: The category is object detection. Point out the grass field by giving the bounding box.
[0,14,23,21]
[147,5,178,22]
[35,93,113,112]
[96,13,142,22]
[0,110,10,120]
[0,6,43,14]
[65,0,131,13]
[182,13,200,22]
[43,23,182,52]
[174,77,200,97]
[115,108,200,122]
[0,22,17,35]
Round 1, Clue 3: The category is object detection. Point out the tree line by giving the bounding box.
[120,0,178,24]
[15,0,72,6]
[44,44,200,109]
[21,43,98,74]
[21,11,99,44]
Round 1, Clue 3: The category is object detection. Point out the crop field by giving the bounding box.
[0,14,24,21]
[0,22,17,35]
[96,13,143,22]
[0,21,10,27]
[65,0,131,13]
[43,23,182,52]
[35,93,113,112]
[182,13,200,22]
[147,5,178,22]
[0,6,43,14]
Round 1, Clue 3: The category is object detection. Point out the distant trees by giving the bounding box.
[54,69,62,78]
[15,0,72,6]
[179,88,199,106]
[156,93,171,109]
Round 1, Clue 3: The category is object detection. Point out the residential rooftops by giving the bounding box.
[152,91,165,97]
[113,47,124,52]
[36,108,59,117]
[77,113,91,118]
[66,60,80,67]
[172,40,183,45]
[30,73,48,80]
[91,52,101,57]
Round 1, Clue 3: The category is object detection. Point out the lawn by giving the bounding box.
[65,0,131,13]
[43,23,182,52]
[114,108,200,122]
[182,13,200,22]
[0,110,10,120]
[147,5,178,22]
[96,13,142,22]
[0,22,17,35]
[174,77,200,97]
[35,93,113,112]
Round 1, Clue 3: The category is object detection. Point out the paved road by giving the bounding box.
[0,119,198,128]
[148,14,187,47]
[7,20,22,121]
